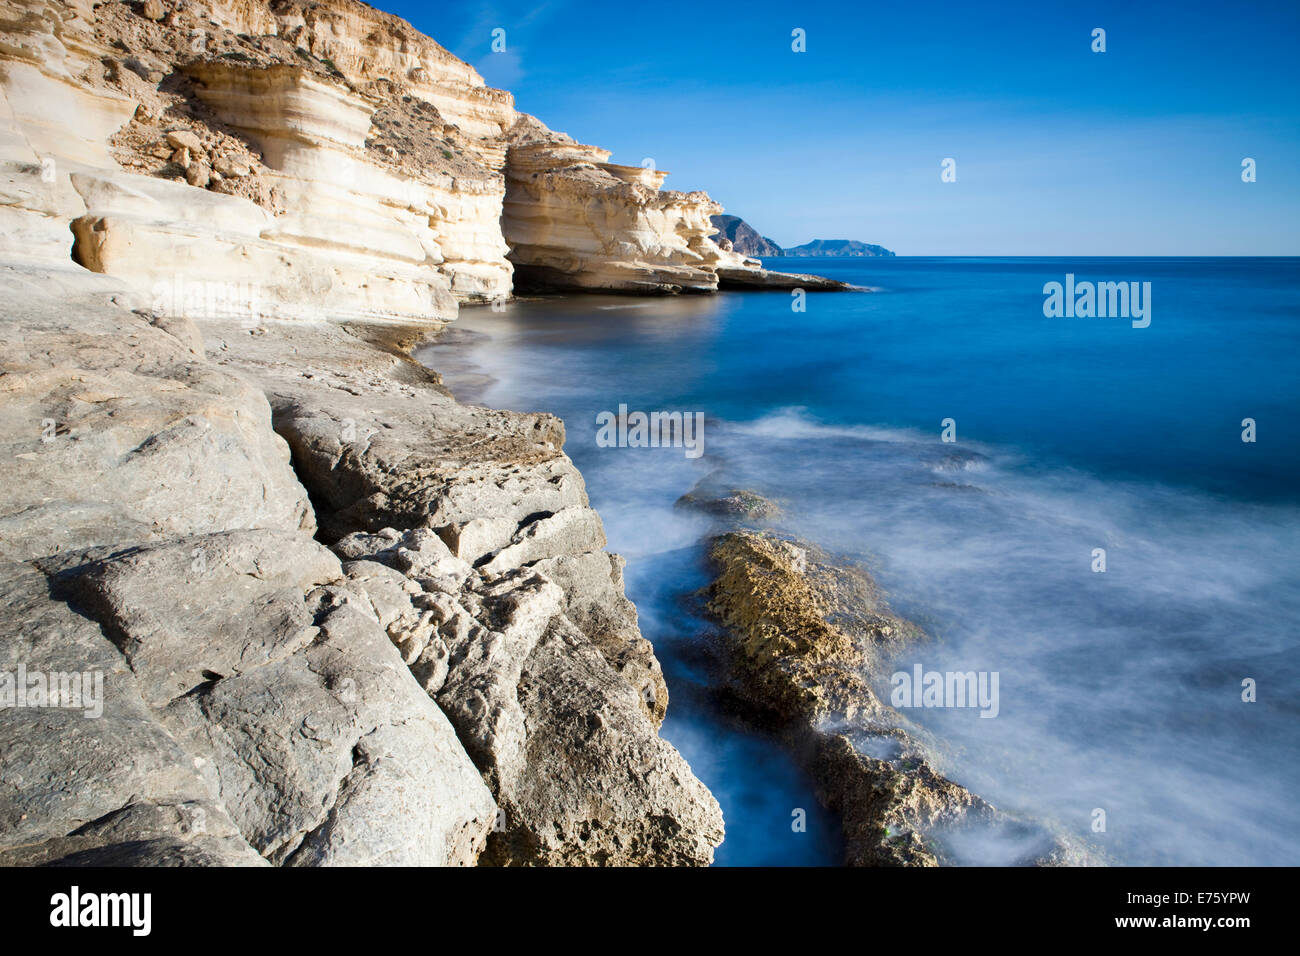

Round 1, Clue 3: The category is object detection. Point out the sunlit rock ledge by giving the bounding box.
[0,0,735,868]
[1,0,845,315]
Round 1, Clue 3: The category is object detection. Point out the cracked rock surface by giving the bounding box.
[0,265,722,867]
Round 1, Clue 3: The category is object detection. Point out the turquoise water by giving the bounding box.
[418,257,1300,866]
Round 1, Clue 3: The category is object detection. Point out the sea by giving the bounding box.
[416,256,1300,866]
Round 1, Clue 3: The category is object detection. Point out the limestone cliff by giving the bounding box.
[1,0,844,311]
[0,260,725,865]
[503,114,727,293]
[0,0,863,868]
[1,0,521,320]
[0,0,730,867]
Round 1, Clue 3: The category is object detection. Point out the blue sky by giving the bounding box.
[380,0,1300,255]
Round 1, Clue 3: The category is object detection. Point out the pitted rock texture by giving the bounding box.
[706,530,1092,866]
[210,319,724,865]
[0,262,724,867]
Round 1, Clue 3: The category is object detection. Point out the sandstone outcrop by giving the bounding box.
[1,0,513,321]
[2,0,849,309]
[0,0,918,870]
[0,254,725,866]
[503,113,728,294]
[0,264,503,866]
[0,263,312,562]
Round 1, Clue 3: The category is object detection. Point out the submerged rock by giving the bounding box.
[705,530,1092,866]
[676,486,783,521]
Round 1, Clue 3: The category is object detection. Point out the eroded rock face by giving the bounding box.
[0,560,249,863]
[503,114,726,294]
[2,0,846,311]
[0,266,499,866]
[0,0,511,319]
[1,0,729,869]
[0,264,313,563]
[529,550,668,727]
[484,614,722,865]
[706,530,1088,866]
[333,533,722,865]
[0,255,726,866]
[208,319,724,865]
[184,60,512,306]
[47,531,496,867]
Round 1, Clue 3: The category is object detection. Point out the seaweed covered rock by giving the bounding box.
[706,530,1088,866]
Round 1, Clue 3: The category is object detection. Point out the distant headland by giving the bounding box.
[710,215,895,258]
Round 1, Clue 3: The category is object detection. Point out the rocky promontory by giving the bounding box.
[708,214,782,258]
[784,239,895,257]
[0,0,910,869]
[0,257,726,866]
[709,215,895,260]
[0,0,741,867]
[0,0,846,306]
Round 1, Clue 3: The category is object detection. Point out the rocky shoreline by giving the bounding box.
[698,510,1097,866]
[0,262,725,865]
[0,0,877,868]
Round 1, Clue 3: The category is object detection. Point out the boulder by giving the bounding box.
[165,129,203,154]
[706,530,1076,866]
[481,615,724,865]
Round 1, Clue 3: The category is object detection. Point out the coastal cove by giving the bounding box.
[419,256,1300,866]
[1,0,1296,877]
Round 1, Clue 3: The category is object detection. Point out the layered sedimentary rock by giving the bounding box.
[0,0,727,867]
[3,0,846,310]
[502,114,729,293]
[200,0,517,158]
[0,256,725,866]
[0,263,496,865]
[198,316,717,863]
[1,0,514,321]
